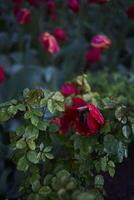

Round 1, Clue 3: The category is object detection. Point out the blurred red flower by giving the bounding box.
[91,35,111,49]
[54,27,67,42]
[68,0,80,13]
[0,66,5,82]
[126,4,134,19]
[16,8,31,24]
[39,32,60,54]
[60,83,78,97]
[85,47,101,63]
[59,97,104,136]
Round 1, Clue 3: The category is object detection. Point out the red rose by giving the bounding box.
[0,66,5,82]
[60,83,78,97]
[39,32,60,54]
[68,0,80,13]
[91,35,111,49]
[126,4,134,19]
[59,97,104,136]
[53,27,67,42]
[85,47,101,63]
[16,8,31,24]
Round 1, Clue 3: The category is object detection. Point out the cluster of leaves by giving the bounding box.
[0,75,134,200]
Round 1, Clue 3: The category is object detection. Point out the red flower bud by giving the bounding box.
[91,34,111,49]
[68,0,80,13]
[60,83,78,97]
[39,32,60,54]
[53,27,67,42]
[0,66,5,82]
[126,4,134,19]
[16,8,31,24]
[85,48,101,63]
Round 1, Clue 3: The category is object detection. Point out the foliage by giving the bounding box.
[0,75,134,200]
[0,0,134,199]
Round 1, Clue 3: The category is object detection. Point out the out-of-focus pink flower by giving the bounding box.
[39,32,60,54]
[91,35,111,49]
[54,27,67,42]
[27,0,41,7]
[87,0,110,4]
[16,8,32,24]
[68,0,80,13]
[0,66,5,82]
[60,83,78,97]
[85,48,101,63]
[126,4,134,19]
[59,97,105,136]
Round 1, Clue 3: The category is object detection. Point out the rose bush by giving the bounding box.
[0,75,134,200]
[0,0,134,200]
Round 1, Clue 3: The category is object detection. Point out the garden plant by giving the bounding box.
[0,1,134,200]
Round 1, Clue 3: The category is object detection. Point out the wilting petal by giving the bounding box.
[72,97,87,108]
[60,106,77,133]
[87,112,100,134]
[89,103,104,125]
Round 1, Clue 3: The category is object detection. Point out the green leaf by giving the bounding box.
[122,125,131,139]
[108,167,115,177]
[45,153,54,160]
[52,92,64,102]
[0,108,10,122]
[47,99,54,113]
[101,157,107,172]
[48,123,59,133]
[16,126,25,136]
[31,116,39,127]
[27,139,36,150]
[17,156,29,171]
[77,192,96,200]
[25,125,39,140]
[39,186,51,196]
[17,104,26,111]
[104,134,118,155]
[37,120,48,131]
[27,151,39,164]
[16,139,26,149]
[31,180,40,192]
[94,175,104,188]
[7,105,18,115]
[44,146,52,153]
